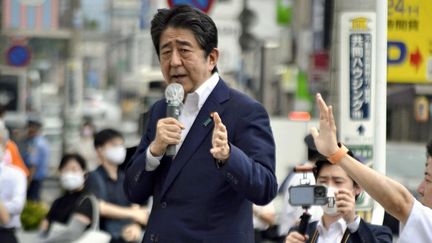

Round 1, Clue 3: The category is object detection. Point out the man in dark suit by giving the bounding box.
[285,158,392,243]
[124,5,277,242]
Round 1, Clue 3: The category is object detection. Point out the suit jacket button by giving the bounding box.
[161,202,167,208]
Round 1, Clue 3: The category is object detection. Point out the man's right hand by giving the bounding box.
[150,118,184,156]
[285,232,308,243]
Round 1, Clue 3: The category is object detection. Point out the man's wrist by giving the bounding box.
[327,143,349,164]
[214,144,230,168]
[149,142,164,157]
[347,215,361,232]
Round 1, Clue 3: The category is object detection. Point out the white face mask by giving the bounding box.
[321,186,338,216]
[104,146,126,165]
[60,172,84,191]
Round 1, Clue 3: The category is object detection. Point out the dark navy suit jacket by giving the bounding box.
[124,79,278,243]
[291,218,392,243]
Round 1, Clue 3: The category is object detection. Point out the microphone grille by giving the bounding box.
[165,83,184,104]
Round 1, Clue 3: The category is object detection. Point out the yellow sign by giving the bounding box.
[351,17,368,31]
[387,0,432,83]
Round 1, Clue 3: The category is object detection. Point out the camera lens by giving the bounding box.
[314,187,325,197]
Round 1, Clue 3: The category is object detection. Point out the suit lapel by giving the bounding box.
[160,80,230,198]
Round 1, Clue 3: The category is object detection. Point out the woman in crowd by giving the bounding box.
[38,153,93,242]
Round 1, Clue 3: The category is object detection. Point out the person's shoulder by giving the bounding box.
[226,85,257,104]
[35,135,50,147]
[406,198,432,224]
[362,219,392,233]
[225,86,266,113]
[2,163,26,179]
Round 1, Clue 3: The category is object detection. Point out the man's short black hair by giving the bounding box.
[94,128,123,149]
[58,153,87,171]
[313,150,361,200]
[304,134,326,162]
[150,4,218,73]
[313,150,358,182]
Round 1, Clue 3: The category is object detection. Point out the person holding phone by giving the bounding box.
[285,156,392,243]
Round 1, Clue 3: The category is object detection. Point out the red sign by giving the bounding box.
[167,0,215,14]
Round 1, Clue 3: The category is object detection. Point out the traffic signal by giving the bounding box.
[238,6,257,52]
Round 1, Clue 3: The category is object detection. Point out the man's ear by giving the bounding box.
[208,48,219,71]
[354,184,363,198]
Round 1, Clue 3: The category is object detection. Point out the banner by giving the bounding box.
[387,0,432,83]
[2,0,59,30]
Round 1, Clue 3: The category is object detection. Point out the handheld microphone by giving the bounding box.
[164,83,184,157]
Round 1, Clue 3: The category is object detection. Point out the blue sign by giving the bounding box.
[349,33,372,120]
[167,0,215,13]
[6,45,31,67]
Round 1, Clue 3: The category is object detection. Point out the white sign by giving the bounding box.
[339,12,376,153]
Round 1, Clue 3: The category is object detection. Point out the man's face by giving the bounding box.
[316,164,360,196]
[27,124,40,138]
[99,137,124,153]
[417,156,432,208]
[159,27,218,94]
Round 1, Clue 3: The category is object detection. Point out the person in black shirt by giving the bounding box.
[86,129,148,243]
[38,153,93,242]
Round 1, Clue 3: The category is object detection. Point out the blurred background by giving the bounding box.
[0,0,430,240]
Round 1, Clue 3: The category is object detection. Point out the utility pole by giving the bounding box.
[63,0,83,153]
[331,0,386,224]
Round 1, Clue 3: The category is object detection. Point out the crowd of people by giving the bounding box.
[0,104,150,243]
[1,4,432,243]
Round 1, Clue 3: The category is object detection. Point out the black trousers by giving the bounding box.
[0,228,18,243]
[27,179,42,201]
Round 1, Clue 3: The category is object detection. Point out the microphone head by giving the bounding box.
[165,83,184,105]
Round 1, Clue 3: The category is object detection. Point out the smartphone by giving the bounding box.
[288,185,328,206]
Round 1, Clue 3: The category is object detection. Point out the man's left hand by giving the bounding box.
[210,112,230,161]
[335,188,356,223]
[122,223,142,242]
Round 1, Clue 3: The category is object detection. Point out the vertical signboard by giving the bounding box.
[339,12,376,160]
[340,13,377,220]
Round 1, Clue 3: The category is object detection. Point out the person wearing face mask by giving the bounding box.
[38,153,93,242]
[85,129,149,243]
[0,122,27,243]
[285,154,392,243]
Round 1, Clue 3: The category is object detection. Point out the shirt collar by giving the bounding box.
[184,72,220,111]
[316,217,347,236]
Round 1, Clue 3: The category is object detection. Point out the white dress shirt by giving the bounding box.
[399,199,432,243]
[0,162,27,228]
[315,216,360,243]
[145,73,220,171]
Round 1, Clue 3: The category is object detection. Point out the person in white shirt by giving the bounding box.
[285,155,392,243]
[0,121,27,243]
[310,93,432,243]
[253,202,276,242]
